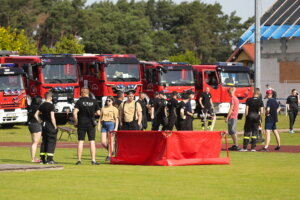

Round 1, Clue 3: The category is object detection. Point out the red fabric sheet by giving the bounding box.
[110,131,230,166]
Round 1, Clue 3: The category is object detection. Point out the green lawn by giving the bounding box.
[1,114,300,200]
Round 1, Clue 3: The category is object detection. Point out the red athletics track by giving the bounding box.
[1,142,300,153]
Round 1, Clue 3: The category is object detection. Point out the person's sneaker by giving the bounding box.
[39,160,46,164]
[251,149,256,152]
[260,147,269,152]
[91,161,100,165]
[274,146,281,151]
[105,156,110,162]
[228,145,240,151]
[239,148,248,152]
[288,130,294,134]
[75,161,81,165]
[47,160,57,164]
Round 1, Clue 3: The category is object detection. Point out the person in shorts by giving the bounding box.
[73,88,101,165]
[27,95,43,162]
[98,96,118,161]
[260,90,281,151]
[226,87,240,151]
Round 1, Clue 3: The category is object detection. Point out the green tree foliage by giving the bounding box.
[0,27,37,55]
[40,35,84,54]
[0,0,253,62]
[168,50,200,65]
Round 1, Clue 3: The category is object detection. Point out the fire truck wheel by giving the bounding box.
[1,124,15,128]
[238,114,243,120]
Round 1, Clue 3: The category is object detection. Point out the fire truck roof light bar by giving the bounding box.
[215,62,244,67]
[0,63,16,67]
[98,54,136,58]
[41,54,72,57]
[158,62,189,65]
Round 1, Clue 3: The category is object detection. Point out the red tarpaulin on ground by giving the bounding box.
[109,131,230,166]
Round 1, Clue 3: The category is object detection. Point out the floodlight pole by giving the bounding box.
[255,0,261,89]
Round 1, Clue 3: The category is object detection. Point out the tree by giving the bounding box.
[168,50,200,65]
[40,35,84,54]
[0,26,37,55]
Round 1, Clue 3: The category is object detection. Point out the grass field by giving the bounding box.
[1,114,300,200]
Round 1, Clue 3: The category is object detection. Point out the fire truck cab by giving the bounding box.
[74,54,142,107]
[193,62,253,119]
[141,61,196,109]
[0,64,28,127]
[3,54,80,124]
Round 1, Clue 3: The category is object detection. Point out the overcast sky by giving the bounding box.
[86,0,275,22]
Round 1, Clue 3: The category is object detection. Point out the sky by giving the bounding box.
[86,0,275,22]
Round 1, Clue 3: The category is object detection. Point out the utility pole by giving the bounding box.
[255,0,261,89]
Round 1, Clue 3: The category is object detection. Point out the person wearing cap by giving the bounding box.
[186,90,194,130]
[226,87,240,151]
[176,93,189,130]
[151,91,168,130]
[260,90,281,151]
[166,91,179,130]
[265,84,277,99]
[286,89,300,134]
[199,87,214,129]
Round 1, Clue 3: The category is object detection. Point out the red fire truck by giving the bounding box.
[193,62,253,119]
[3,54,80,124]
[0,64,28,127]
[141,61,196,108]
[74,54,142,107]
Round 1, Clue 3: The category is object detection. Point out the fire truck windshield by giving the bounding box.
[0,75,24,90]
[43,64,77,83]
[220,72,251,87]
[105,64,140,82]
[159,69,194,86]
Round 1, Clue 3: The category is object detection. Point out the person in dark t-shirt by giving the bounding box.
[166,91,178,130]
[73,88,101,165]
[199,87,214,129]
[34,92,57,164]
[151,91,168,130]
[137,92,148,130]
[114,91,124,108]
[176,93,189,130]
[260,90,281,151]
[240,89,264,152]
[286,89,300,133]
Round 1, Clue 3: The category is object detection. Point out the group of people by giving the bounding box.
[26,86,299,164]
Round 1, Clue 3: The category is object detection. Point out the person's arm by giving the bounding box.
[286,97,290,111]
[180,108,186,119]
[97,108,103,132]
[210,98,214,110]
[245,105,249,117]
[50,111,57,129]
[73,108,79,127]
[137,103,142,126]
[34,110,42,123]
[118,104,123,126]
[277,104,281,113]
[151,107,154,119]
[226,104,233,123]
[199,97,204,108]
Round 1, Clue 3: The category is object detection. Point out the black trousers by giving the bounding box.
[40,122,58,158]
[166,114,177,131]
[151,117,168,131]
[121,121,140,130]
[176,118,188,130]
[186,116,193,130]
[288,110,298,130]
[243,112,260,149]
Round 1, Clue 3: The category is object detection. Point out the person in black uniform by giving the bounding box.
[27,95,42,163]
[199,87,214,129]
[254,88,264,143]
[176,93,189,130]
[286,89,300,134]
[240,89,264,152]
[34,92,58,164]
[166,91,178,130]
[151,91,168,130]
[114,91,124,108]
[137,92,148,130]
[73,88,101,165]
[185,90,194,130]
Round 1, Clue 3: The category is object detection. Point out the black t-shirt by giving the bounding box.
[246,97,264,113]
[176,101,187,119]
[38,102,55,122]
[114,98,123,108]
[286,95,298,111]
[152,98,167,118]
[200,92,212,109]
[266,98,279,123]
[27,104,39,123]
[149,98,159,107]
[167,98,178,116]
[137,99,147,115]
[75,97,100,128]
